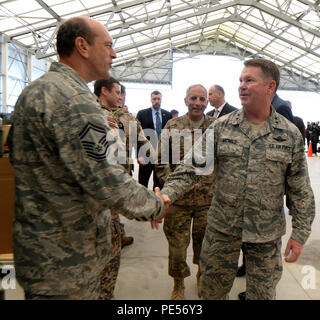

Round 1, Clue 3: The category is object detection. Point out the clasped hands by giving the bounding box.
[151,187,171,230]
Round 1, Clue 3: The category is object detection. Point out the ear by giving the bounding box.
[268,80,277,95]
[267,80,277,97]
[74,37,89,58]
[101,86,109,96]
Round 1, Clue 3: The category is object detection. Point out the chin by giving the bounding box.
[239,99,247,106]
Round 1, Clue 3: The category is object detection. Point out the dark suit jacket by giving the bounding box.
[206,102,238,118]
[293,116,305,140]
[271,94,294,123]
[136,107,172,148]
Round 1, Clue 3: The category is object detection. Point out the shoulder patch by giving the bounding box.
[79,122,110,162]
[107,119,118,128]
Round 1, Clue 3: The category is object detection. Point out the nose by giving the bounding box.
[239,80,247,90]
[195,98,203,105]
[111,47,117,59]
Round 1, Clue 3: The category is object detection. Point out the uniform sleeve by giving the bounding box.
[286,130,315,244]
[51,98,163,221]
[160,123,215,202]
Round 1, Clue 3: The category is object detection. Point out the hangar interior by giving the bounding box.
[0,0,320,301]
[1,0,320,114]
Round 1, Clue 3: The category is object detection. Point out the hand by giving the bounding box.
[137,157,146,166]
[151,187,171,230]
[284,238,303,263]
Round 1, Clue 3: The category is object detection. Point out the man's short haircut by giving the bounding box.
[244,58,280,91]
[57,17,96,57]
[214,85,225,96]
[151,90,162,97]
[185,84,207,99]
[94,77,120,97]
[171,109,179,115]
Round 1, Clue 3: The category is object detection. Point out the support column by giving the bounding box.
[1,35,8,113]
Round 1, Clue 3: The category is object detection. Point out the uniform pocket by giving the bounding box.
[216,143,244,206]
[260,147,292,209]
[265,147,292,185]
[217,143,243,157]
[266,147,292,163]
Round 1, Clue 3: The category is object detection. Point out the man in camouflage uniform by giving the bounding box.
[9,17,167,300]
[94,77,155,300]
[155,84,215,300]
[159,59,315,300]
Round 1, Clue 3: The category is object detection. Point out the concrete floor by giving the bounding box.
[1,157,320,300]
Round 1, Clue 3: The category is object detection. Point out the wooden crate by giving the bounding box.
[0,157,14,254]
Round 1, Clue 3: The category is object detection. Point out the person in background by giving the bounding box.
[206,84,237,118]
[286,100,305,143]
[171,109,179,119]
[120,84,129,112]
[158,58,315,300]
[305,121,312,150]
[311,122,320,156]
[271,93,294,122]
[136,91,172,189]
[94,77,152,299]
[9,16,168,300]
[156,84,215,300]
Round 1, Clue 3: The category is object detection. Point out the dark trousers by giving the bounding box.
[312,142,317,154]
[306,137,311,148]
[138,163,161,190]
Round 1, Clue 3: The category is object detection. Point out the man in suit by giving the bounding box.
[286,100,305,142]
[206,85,237,118]
[171,109,179,119]
[137,90,172,189]
[271,93,294,123]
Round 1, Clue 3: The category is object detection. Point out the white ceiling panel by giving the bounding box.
[0,0,319,90]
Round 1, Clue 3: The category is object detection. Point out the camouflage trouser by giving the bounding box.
[119,222,125,238]
[163,204,210,279]
[24,276,101,300]
[200,229,283,300]
[100,212,122,300]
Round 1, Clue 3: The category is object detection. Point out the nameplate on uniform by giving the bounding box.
[268,143,291,151]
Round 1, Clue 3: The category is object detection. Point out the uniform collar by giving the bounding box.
[230,106,287,130]
[50,62,89,90]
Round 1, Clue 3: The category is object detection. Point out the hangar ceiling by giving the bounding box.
[0,0,320,91]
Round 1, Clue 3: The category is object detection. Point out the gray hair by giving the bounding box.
[185,84,207,99]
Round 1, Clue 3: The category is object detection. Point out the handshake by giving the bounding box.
[151,187,171,230]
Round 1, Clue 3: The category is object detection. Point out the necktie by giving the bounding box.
[214,108,219,118]
[155,111,162,137]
